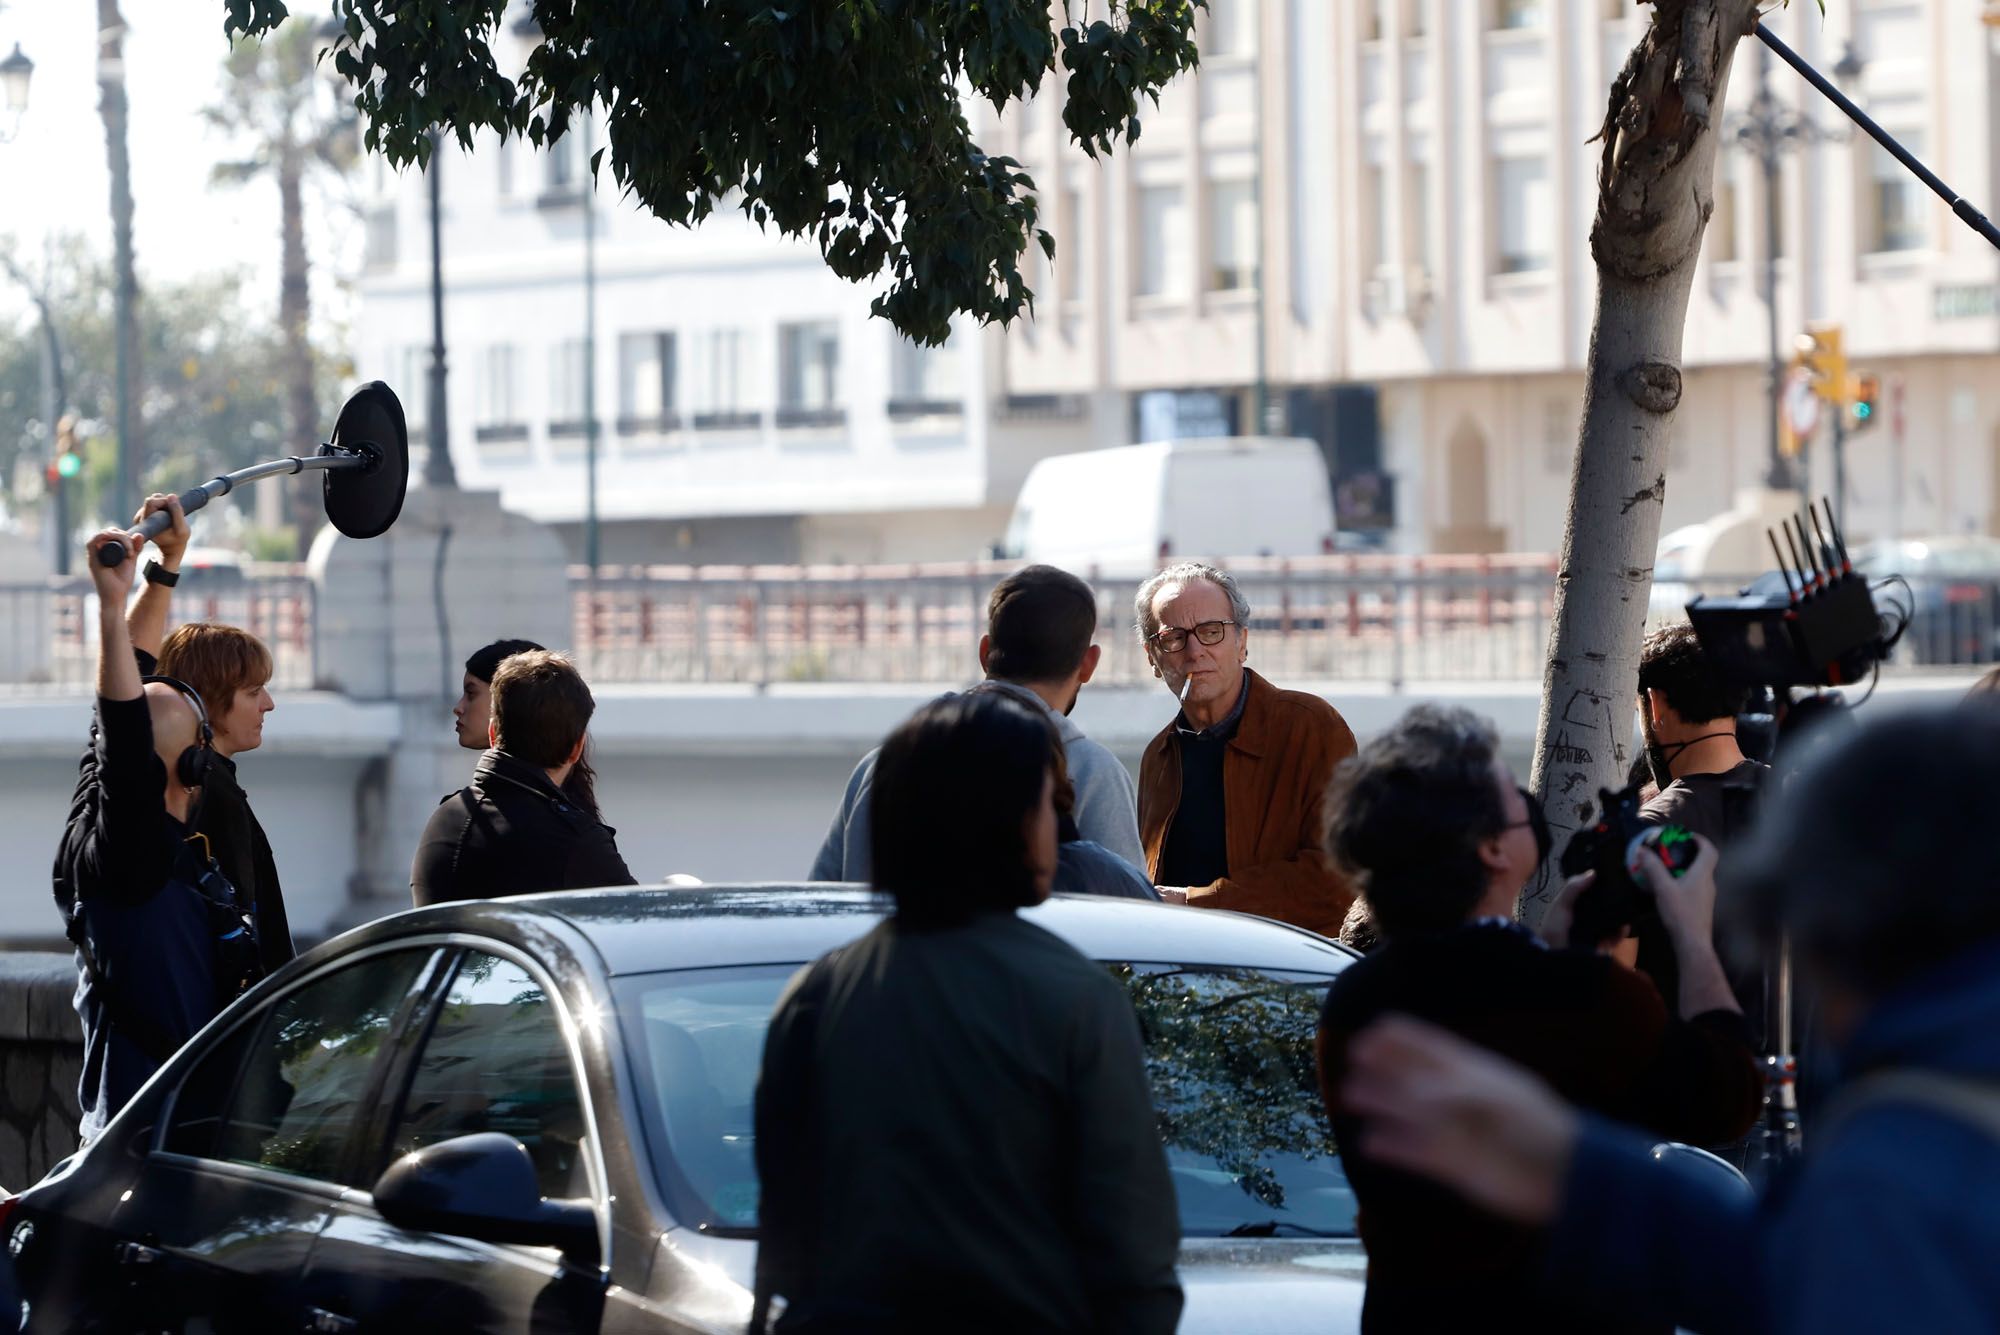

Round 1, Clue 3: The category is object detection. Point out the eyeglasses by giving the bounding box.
[1148,620,1238,654]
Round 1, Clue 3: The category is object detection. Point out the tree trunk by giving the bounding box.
[97,0,141,524]
[1522,0,1761,924]
[279,147,319,557]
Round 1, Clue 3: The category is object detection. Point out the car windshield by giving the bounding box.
[613,962,1354,1239]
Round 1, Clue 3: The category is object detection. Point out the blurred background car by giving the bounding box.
[1849,536,2000,666]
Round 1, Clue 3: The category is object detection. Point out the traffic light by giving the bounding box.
[55,450,81,479]
[1796,323,1847,402]
[1849,373,1881,432]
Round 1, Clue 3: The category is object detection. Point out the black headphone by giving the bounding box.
[143,674,214,790]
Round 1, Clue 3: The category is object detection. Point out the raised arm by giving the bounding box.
[93,528,144,703]
[125,494,190,660]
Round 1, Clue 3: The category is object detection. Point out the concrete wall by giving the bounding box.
[0,954,80,1192]
[0,694,401,949]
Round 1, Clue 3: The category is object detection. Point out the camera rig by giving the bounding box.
[1683,500,1903,690]
[1678,500,1916,1183]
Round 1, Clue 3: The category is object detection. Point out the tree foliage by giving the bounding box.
[220,0,1205,345]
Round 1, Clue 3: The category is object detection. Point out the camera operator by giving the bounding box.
[54,528,263,1141]
[1636,621,1767,841]
[1315,705,1761,1335]
[1634,621,1772,1050]
[1336,703,2000,1335]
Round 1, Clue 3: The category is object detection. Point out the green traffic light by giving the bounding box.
[1854,402,1872,420]
[56,451,82,478]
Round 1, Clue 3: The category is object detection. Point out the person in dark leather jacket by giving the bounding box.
[411,650,634,905]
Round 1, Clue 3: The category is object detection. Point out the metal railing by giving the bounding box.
[0,570,318,692]
[5,557,1988,693]
[566,555,1566,686]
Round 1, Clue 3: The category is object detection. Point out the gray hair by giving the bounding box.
[1133,561,1253,646]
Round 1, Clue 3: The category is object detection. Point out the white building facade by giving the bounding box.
[985,0,2000,554]
[353,0,2000,565]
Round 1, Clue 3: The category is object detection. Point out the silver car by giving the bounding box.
[9,886,1364,1333]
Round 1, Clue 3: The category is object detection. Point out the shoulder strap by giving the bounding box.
[1819,1069,2000,1147]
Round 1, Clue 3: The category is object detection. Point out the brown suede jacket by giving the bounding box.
[1138,670,1358,937]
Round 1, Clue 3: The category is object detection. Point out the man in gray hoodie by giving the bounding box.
[809,564,1143,883]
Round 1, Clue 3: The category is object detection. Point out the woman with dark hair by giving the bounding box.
[453,638,601,821]
[1314,704,1761,1335]
[752,692,1182,1335]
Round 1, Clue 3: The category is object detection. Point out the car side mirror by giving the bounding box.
[372,1132,599,1263]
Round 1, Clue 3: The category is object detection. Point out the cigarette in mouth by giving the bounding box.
[1180,676,1194,702]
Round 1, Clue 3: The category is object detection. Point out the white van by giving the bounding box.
[1001,437,1337,575]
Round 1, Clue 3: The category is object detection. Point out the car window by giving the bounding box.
[1119,965,1353,1237]
[612,962,1354,1238]
[163,949,434,1186]
[385,950,590,1202]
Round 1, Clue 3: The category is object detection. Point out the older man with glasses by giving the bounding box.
[1134,561,1358,936]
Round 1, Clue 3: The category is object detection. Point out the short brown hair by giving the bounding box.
[156,623,274,718]
[490,650,594,767]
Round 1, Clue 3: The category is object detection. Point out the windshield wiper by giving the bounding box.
[1219,1220,1341,1238]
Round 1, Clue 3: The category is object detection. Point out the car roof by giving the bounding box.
[408,884,1357,978]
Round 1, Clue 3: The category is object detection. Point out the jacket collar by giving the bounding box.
[1150,669,1273,761]
[473,748,574,810]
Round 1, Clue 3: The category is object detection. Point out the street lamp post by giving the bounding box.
[425,128,456,489]
[582,111,599,579]
[1727,39,1860,499]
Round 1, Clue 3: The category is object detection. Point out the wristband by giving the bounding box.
[144,559,181,588]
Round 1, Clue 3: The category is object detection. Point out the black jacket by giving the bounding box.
[411,749,636,906]
[1317,922,1762,1335]
[54,696,233,1139]
[753,913,1183,1335]
[130,647,295,972]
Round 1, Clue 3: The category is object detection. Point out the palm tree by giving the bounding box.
[97,0,141,523]
[203,18,356,556]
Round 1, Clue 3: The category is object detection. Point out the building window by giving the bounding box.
[1365,0,1389,41]
[397,346,429,438]
[1208,178,1258,291]
[1060,186,1087,303]
[548,339,589,440]
[1492,0,1543,28]
[777,321,843,428]
[1494,155,1552,275]
[1135,183,1189,300]
[1709,162,1739,264]
[692,329,758,431]
[1869,132,1925,253]
[1408,0,1427,37]
[889,334,963,420]
[1407,161,1432,272]
[617,332,677,434]
[362,206,397,273]
[1364,164,1390,272]
[538,129,585,207]
[1208,0,1257,57]
[475,344,527,447]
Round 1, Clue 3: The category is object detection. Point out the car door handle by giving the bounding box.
[306,1308,359,1334]
[115,1241,162,1268]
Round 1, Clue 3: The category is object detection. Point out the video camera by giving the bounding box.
[1682,500,1899,690]
[1559,781,1698,949]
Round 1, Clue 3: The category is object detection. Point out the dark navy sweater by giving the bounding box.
[55,695,226,1140]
